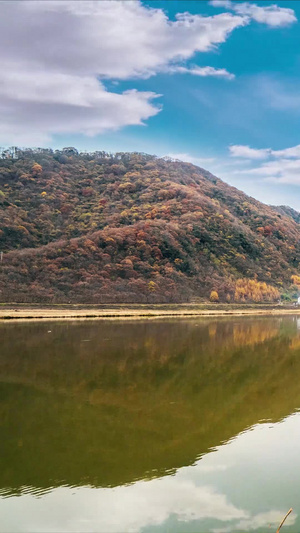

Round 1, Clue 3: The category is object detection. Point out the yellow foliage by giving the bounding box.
[119,182,133,191]
[31,163,42,175]
[234,278,279,303]
[210,290,219,302]
[291,275,300,287]
[148,281,157,292]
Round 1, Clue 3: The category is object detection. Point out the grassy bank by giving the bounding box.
[1,303,300,320]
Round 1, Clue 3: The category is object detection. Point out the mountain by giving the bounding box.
[0,147,299,303]
[272,205,300,225]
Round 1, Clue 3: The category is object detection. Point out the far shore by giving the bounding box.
[1,303,300,321]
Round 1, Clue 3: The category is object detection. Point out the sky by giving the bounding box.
[1,1,300,210]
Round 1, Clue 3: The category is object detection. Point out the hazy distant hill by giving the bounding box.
[272,205,300,225]
[0,148,299,303]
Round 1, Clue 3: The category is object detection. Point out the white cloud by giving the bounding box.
[0,0,249,144]
[233,3,297,27]
[0,77,161,146]
[0,1,296,144]
[230,143,300,161]
[166,65,235,79]
[17,1,245,80]
[228,143,300,186]
[272,144,300,158]
[251,159,300,185]
[229,145,271,159]
[210,1,297,27]
[234,156,300,186]
[210,1,232,8]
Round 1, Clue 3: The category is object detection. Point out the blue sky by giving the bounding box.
[1,1,300,209]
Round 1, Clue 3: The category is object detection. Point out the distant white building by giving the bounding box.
[298,296,300,306]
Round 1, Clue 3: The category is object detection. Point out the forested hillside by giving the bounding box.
[272,205,300,225]
[0,147,299,303]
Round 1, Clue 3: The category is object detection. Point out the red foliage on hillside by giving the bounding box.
[0,148,299,303]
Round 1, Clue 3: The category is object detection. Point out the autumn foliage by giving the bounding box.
[210,291,219,302]
[234,278,280,303]
[291,275,300,287]
[0,147,299,303]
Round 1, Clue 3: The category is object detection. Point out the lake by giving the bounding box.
[1,316,300,532]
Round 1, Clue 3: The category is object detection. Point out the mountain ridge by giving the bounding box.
[271,204,300,224]
[0,148,299,303]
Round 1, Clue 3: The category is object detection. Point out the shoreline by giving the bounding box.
[1,304,300,321]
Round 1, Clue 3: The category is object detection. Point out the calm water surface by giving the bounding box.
[1,316,300,532]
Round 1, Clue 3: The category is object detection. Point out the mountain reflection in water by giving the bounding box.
[0,317,300,532]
